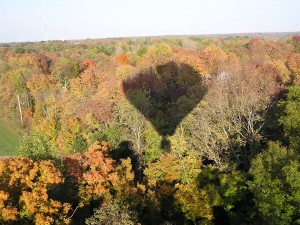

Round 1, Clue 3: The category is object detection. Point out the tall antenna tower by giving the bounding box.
[42,0,48,41]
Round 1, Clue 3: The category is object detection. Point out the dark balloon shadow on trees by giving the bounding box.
[122,61,207,148]
[110,140,144,182]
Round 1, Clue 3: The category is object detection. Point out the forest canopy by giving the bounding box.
[0,34,300,224]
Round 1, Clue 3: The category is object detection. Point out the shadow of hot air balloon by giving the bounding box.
[122,61,207,148]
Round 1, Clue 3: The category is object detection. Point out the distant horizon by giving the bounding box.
[1,0,300,43]
[1,31,300,44]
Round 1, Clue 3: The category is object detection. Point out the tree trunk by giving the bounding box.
[17,94,24,124]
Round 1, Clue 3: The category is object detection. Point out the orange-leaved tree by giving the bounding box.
[76,141,115,203]
[0,157,71,224]
[115,52,130,65]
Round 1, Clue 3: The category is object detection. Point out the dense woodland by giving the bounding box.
[0,34,300,224]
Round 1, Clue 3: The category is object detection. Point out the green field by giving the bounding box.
[0,119,21,156]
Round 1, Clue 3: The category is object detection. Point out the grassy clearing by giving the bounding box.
[0,119,21,156]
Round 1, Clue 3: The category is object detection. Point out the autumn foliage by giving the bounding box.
[1,35,300,224]
[0,157,71,224]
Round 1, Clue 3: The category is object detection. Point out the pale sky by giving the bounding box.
[0,0,300,43]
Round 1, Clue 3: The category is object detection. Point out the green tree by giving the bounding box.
[52,57,79,91]
[174,165,246,224]
[16,132,60,161]
[279,85,300,149]
[137,46,147,57]
[100,44,116,56]
[249,142,300,225]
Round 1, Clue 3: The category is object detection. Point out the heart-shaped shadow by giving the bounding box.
[122,61,207,148]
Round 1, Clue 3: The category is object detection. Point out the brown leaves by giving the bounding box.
[84,97,112,122]
[63,153,84,183]
[35,54,52,74]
